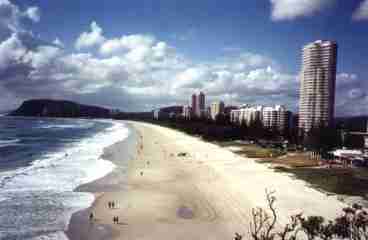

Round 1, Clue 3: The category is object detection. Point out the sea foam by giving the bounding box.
[0,120,130,239]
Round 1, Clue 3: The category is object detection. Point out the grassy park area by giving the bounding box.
[218,142,284,158]
[274,166,368,201]
[219,141,312,165]
[258,153,320,167]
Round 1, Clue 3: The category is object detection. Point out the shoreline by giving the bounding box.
[66,121,347,240]
[65,122,139,240]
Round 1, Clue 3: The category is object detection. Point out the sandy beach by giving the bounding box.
[66,121,346,240]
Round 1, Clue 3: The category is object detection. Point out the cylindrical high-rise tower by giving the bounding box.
[298,40,338,133]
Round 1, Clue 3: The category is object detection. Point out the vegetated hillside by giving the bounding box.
[9,99,111,118]
[113,111,153,120]
[158,106,183,114]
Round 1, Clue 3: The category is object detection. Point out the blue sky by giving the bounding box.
[0,0,367,116]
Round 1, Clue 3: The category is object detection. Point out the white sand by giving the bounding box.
[70,121,346,240]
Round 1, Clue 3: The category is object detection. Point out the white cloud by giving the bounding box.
[335,72,363,104]
[53,38,64,48]
[0,12,365,115]
[173,67,210,90]
[23,6,40,22]
[100,34,155,55]
[337,73,358,80]
[348,88,364,99]
[24,45,62,68]
[244,66,294,90]
[336,72,358,87]
[39,29,298,109]
[0,33,27,70]
[0,34,61,71]
[0,0,41,32]
[334,72,367,116]
[75,21,105,50]
[270,0,334,20]
[353,0,368,20]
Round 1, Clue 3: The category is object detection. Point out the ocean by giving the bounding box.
[0,116,130,240]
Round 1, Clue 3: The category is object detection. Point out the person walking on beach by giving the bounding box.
[112,201,115,209]
[234,233,242,240]
[108,201,111,209]
[89,212,94,222]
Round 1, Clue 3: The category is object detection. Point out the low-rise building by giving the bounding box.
[224,106,239,116]
[153,106,183,120]
[210,101,225,120]
[230,104,291,132]
[182,105,192,119]
[262,105,291,132]
[230,104,262,125]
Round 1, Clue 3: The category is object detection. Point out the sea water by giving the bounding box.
[0,116,130,239]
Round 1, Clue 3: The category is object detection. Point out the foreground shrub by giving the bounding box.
[235,190,368,240]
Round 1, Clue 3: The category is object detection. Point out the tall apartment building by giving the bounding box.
[191,94,197,117]
[298,40,338,133]
[191,92,206,117]
[210,101,225,120]
[198,92,206,117]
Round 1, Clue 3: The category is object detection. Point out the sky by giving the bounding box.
[0,0,367,116]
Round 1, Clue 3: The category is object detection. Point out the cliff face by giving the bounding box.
[10,99,111,118]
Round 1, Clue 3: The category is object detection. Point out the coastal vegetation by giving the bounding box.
[245,191,368,240]
[222,144,285,158]
[257,153,319,168]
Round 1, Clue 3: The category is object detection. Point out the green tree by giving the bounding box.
[304,126,341,153]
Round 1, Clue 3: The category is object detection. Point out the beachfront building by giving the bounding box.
[206,106,211,119]
[262,105,291,132]
[210,101,225,120]
[298,40,338,133]
[153,106,183,120]
[182,105,192,119]
[230,104,262,125]
[153,109,159,120]
[225,106,239,116]
[198,92,206,117]
[191,92,206,118]
[191,94,197,117]
[231,105,291,132]
[349,121,368,150]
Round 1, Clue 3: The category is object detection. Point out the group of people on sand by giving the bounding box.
[108,200,118,209]
[113,216,119,224]
[108,201,120,224]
